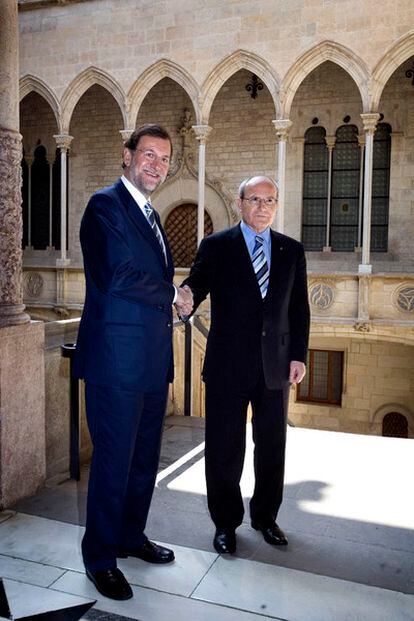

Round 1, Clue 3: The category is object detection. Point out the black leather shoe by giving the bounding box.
[251,520,288,545]
[86,568,133,600]
[213,528,236,554]
[119,540,175,564]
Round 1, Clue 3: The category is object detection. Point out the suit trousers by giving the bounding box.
[82,382,168,572]
[204,373,289,530]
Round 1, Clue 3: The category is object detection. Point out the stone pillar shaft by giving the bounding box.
[357,134,365,250]
[272,119,292,233]
[324,136,336,250]
[0,0,29,327]
[54,135,73,266]
[192,125,212,246]
[359,113,380,274]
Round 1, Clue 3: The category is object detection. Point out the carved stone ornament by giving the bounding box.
[24,272,44,298]
[353,321,370,332]
[394,285,414,313]
[309,283,334,310]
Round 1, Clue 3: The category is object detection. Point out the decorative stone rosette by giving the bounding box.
[393,284,414,313]
[309,282,335,311]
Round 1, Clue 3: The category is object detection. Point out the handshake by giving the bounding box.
[175,284,193,320]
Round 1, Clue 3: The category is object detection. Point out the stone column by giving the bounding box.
[356,134,365,251]
[192,125,212,246]
[359,113,380,274]
[26,155,33,249]
[0,0,46,508]
[0,0,30,328]
[53,134,73,266]
[324,135,336,251]
[272,119,292,233]
[46,154,54,249]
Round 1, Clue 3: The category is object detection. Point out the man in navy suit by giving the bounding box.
[183,176,310,554]
[74,124,193,600]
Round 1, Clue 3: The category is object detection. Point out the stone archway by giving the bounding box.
[281,40,370,118]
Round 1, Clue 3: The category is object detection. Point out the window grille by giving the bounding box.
[382,413,408,438]
[165,203,213,268]
[297,349,343,406]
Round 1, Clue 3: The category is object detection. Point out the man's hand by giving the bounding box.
[289,361,306,384]
[175,285,193,318]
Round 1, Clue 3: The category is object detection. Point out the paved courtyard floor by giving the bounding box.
[2,416,414,620]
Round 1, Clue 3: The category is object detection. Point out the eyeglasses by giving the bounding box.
[242,196,278,207]
[136,149,170,167]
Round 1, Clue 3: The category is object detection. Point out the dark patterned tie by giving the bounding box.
[252,235,269,298]
[144,201,167,263]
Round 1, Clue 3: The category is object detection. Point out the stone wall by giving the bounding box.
[289,336,414,437]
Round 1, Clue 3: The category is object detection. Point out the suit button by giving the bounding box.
[157,305,164,310]
[167,321,172,328]
[262,330,266,336]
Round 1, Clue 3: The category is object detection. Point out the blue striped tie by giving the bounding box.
[144,201,167,263]
[252,235,269,299]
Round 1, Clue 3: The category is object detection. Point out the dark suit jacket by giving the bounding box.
[183,224,310,390]
[73,178,175,392]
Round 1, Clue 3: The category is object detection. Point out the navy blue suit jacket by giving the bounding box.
[73,179,175,392]
[183,224,310,390]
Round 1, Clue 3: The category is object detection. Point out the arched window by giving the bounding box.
[21,145,63,250]
[31,145,50,249]
[302,126,328,251]
[372,123,391,252]
[382,412,408,438]
[165,203,213,268]
[331,125,360,251]
[302,122,391,253]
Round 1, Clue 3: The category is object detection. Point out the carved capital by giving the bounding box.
[192,125,212,144]
[272,119,293,141]
[357,134,365,148]
[119,129,135,143]
[0,127,30,326]
[325,135,336,150]
[53,134,73,151]
[360,113,380,135]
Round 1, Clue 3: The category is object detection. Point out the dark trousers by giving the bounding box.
[204,374,289,530]
[82,382,168,572]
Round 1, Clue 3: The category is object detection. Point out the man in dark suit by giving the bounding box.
[73,124,193,600]
[183,175,310,554]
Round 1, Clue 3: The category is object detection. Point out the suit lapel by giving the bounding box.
[266,230,287,299]
[114,179,170,275]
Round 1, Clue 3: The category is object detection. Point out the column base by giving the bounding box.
[0,321,46,508]
[0,304,30,328]
[322,246,332,252]
[56,258,71,268]
[358,264,372,274]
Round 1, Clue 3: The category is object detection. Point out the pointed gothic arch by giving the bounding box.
[60,67,127,133]
[281,41,371,117]
[372,30,414,110]
[128,59,200,127]
[19,75,60,127]
[200,50,281,123]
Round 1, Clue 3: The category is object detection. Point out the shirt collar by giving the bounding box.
[240,220,271,245]
[121,175,149,210]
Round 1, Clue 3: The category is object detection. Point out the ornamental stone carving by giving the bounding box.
[0,127,30,325]
[309,283,334,310]
[394,285,414,313]
[24,272,44,298]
